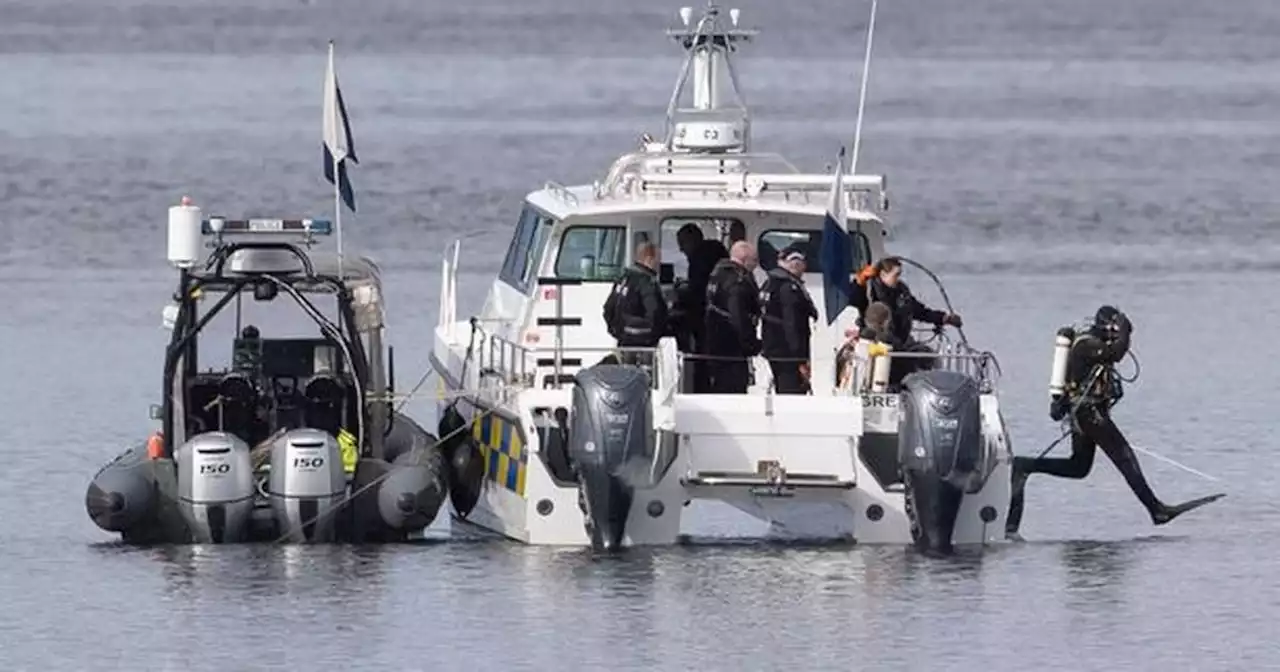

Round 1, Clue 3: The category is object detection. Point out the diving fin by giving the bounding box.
[1152,493,1225,525]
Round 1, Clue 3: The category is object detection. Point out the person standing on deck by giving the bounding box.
[602,242,668,369]
[673,224,729,392]
[703,241,761,393]
[759,244,818,394]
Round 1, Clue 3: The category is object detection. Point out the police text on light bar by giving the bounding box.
[201,218,334,235]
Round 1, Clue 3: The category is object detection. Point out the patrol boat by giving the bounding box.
[85,198,448,544]
[430,5,1015,554]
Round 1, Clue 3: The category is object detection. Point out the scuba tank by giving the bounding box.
[869,342,893,393]
[1048,326,1075,400]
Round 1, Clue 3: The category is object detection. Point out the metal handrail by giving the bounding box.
[595,150,803,198]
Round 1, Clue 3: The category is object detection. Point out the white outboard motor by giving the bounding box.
[897,370,992,556]
[176,432,256,543]
[267,428,347,542]
[568,365,655,552]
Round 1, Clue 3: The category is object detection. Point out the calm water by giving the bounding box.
[2,0,1277,669]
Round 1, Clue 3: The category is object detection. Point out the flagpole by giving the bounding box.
[849,0,878,175]
[333,147,344,280]
[328,40,345,281]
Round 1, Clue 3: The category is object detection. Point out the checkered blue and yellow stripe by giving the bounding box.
[471,412,528,497]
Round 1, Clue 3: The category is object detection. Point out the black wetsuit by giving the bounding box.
[675,239,728,392]
[704,259,761,393]
[1006,310,1222,535]
[603,263,668,368]
[862,276,947,344]
[759,267,817,394]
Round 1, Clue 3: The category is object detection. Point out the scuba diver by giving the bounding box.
[1005,305,1225,540]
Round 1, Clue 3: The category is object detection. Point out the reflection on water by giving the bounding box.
[1060,539,1135,602]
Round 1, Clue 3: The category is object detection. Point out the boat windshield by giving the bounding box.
[757,226,874,273]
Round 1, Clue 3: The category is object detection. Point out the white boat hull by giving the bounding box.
[431,329,1013,550]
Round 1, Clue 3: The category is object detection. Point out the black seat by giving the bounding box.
[303,373,346,436]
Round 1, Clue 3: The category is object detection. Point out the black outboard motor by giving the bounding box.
[898,369,992,556]
[568,365,654,552]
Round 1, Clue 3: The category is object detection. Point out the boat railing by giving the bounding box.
[478,332,670,392]
[596,150,800,196]
[835,342,1001,396]
[595,153,889,211]
[476,331,537,389]
[544,181,580,207]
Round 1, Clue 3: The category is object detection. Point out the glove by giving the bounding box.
[798,362,811,381]
[855,264,877,286]
[1049,396,1069,422]
[944,313,963,328]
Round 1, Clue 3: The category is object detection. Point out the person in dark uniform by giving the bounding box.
[759,244,818,394]
[850,257,961,380]
[857,257,962,344]
[703,241,761,393]
[674,224,729,392]
[602,242,668,369]
[1005,306,1225,540]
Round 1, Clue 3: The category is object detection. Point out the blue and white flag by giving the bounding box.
[323,41,357,213]
[819,146,852,325]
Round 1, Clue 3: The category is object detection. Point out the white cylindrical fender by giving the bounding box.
[870,343,893,393]
[167,197,203,269]
[1048,327,1074,398]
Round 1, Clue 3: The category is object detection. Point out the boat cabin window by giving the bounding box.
[499,206,554,293]
[555,225,627,282]
[758,226,872,273]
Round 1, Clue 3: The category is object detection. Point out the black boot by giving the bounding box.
[1005,467,1028,542]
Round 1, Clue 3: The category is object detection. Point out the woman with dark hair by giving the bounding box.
[852,257,962,343]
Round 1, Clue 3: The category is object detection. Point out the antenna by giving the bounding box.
[662,5,758,152]
[849,0,879,174]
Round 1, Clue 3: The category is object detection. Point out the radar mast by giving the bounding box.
[662,4,757,154]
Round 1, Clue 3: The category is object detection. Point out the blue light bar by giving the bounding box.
[201,218,333,235]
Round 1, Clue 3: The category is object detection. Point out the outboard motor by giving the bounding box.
[568,365,654,552]
[897,370,993,556]
[176,432,256,543]
[267,428,348,542]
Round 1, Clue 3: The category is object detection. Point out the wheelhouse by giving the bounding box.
[476,177,889,367]
[159,219,392,460]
